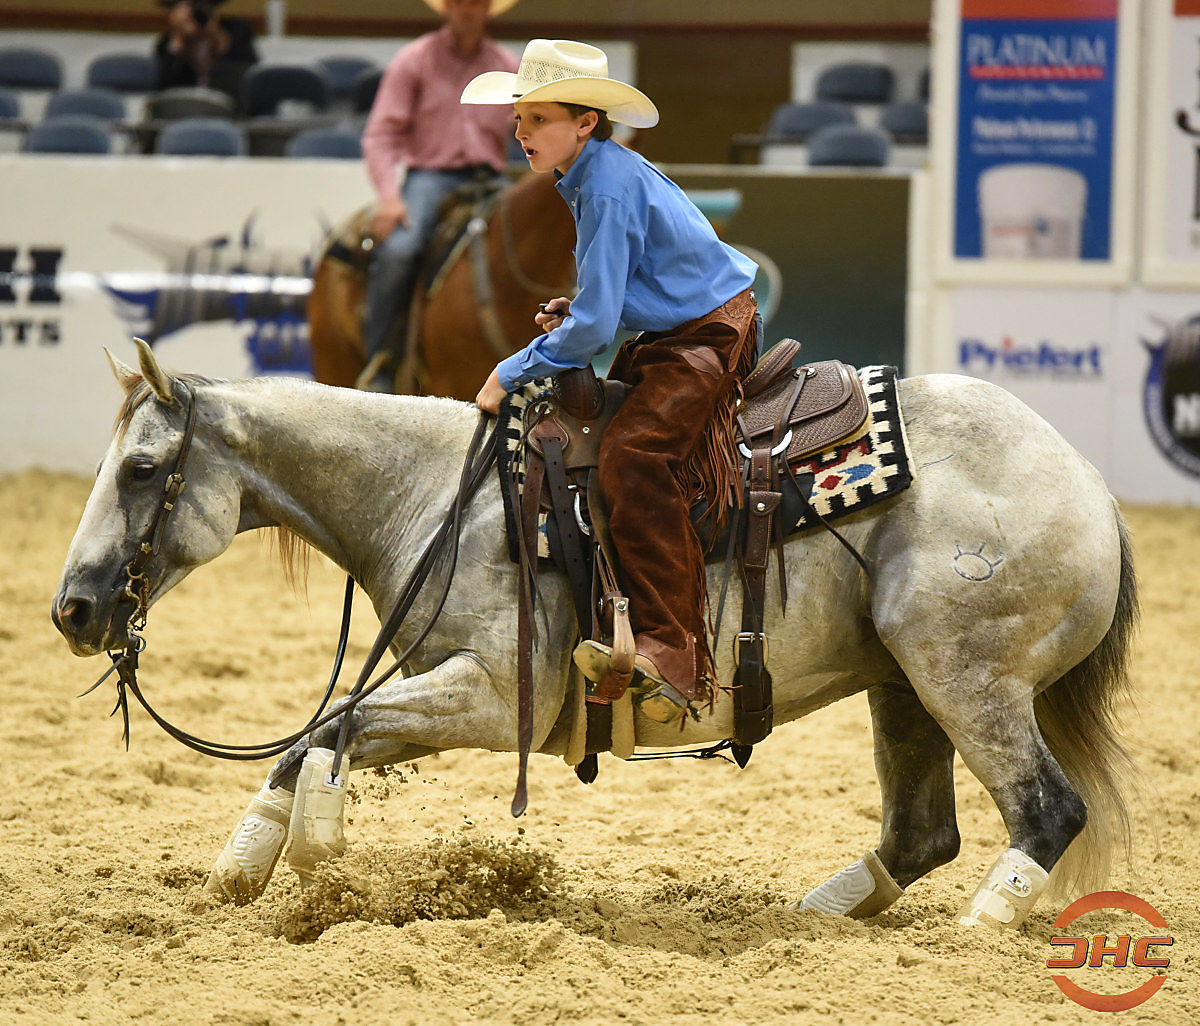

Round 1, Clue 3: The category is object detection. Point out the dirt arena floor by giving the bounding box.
[1,470,1196,1025]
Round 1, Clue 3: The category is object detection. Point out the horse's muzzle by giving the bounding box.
[52,586,121,656]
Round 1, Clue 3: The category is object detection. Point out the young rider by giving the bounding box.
[464,39,760,720]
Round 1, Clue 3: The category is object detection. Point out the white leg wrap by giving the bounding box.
[285,747,349,888]
[203,781,294,905]
[796,850,905,919]
[957,847,1049,928]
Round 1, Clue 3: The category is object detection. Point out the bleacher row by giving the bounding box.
[1,45,930,168]
[732,61,931,169]
[0,45,383,158]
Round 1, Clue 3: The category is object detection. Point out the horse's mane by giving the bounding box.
[113,371,311,590]
[112,371,216,441]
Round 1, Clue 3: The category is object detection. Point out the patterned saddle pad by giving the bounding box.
[496,364,915,563]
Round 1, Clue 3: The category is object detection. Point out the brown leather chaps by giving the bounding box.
[599,286,760,699]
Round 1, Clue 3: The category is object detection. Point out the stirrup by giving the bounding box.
[633,681,689,724]
[355,351,394,392]
[572,640,689,723]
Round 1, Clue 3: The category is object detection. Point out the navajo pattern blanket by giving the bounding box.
[496,364,915,563]
[790,363,914,529]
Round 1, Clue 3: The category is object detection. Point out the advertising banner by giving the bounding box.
[953,0,1119,263]
[0,156,372,474]
[1164,2,1200,262]
[947,286,1115,480]
[1140,0,1200,285]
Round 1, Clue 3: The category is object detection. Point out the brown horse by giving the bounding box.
[306,170,577,398]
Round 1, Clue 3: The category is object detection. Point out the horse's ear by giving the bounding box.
[133,338,177,405]
[104,347,140,394]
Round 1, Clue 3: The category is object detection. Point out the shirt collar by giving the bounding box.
[434,23,488,63]
[555,136,601,196]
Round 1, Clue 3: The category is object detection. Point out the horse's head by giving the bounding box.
[52,341,245,656]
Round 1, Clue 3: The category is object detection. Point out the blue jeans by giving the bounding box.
[363,167,500,372]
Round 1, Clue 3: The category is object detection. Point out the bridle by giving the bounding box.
[122,380,198,656]
[83,379,201,743]
[84,380,499,788]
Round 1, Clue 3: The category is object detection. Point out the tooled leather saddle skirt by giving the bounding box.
[522,339,869,555]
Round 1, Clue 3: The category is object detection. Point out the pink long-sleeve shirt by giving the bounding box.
[362,27,519,201]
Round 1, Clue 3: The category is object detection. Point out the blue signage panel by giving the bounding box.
[954,0,1119,261]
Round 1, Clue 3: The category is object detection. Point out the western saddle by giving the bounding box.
[510,339,869,793]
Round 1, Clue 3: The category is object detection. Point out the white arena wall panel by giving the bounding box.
[0,155,373,475]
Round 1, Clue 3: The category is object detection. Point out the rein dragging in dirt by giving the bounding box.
[83,393,500,777]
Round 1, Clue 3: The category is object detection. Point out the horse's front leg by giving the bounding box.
[203,651,526,903]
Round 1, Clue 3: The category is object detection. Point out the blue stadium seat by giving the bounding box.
[807,124,890,168]
[766,100,855,140]
[240,62,330,117]
[880,101,928,144]
[353,67,382,115]
[155,117,245,157]
[918,67,931,102]
[815,62,895,105]
[317,56,379,101]
[86,52,157,93]
[0,47,63,90]
[24,115,112,154]
[285,126,362,159]
[45,88,126,122]
[0,87,19,119]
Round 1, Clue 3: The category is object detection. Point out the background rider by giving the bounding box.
[359,0,519,392]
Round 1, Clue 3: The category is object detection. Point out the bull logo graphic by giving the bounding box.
[1143,313,1200,479]
[103,217,317,374]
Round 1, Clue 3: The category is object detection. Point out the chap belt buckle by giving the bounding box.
[732,631,769,667]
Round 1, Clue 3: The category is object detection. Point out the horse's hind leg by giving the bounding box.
[799,680,960,918]
[909,671,1087,929]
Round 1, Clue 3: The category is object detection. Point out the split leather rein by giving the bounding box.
[84,379,499,792]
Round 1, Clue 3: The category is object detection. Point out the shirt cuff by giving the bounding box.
[496,352,527,392]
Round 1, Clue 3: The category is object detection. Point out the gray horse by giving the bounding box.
[52,341,1138,928]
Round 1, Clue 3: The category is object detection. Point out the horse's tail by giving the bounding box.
[1036,501,1141,899]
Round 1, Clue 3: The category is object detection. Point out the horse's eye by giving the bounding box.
[129,463,157,482]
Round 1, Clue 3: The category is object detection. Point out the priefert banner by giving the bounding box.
[948,285,1200,506]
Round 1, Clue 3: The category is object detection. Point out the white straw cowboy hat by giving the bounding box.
[422,0,520,14]
[461,38,659,129]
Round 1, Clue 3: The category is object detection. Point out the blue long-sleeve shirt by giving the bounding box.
[496,138,758,390]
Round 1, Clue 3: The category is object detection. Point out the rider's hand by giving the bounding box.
[475,366,508,415]
[371,197,408,241]
[535,297,571,332]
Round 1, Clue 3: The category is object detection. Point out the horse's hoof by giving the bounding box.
[286,747,349,888]
[793,850,905,918]
[957,847,1049,928]
[203,783,294,905]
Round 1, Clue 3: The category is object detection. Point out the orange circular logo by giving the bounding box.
[1047,890,1172,1012]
